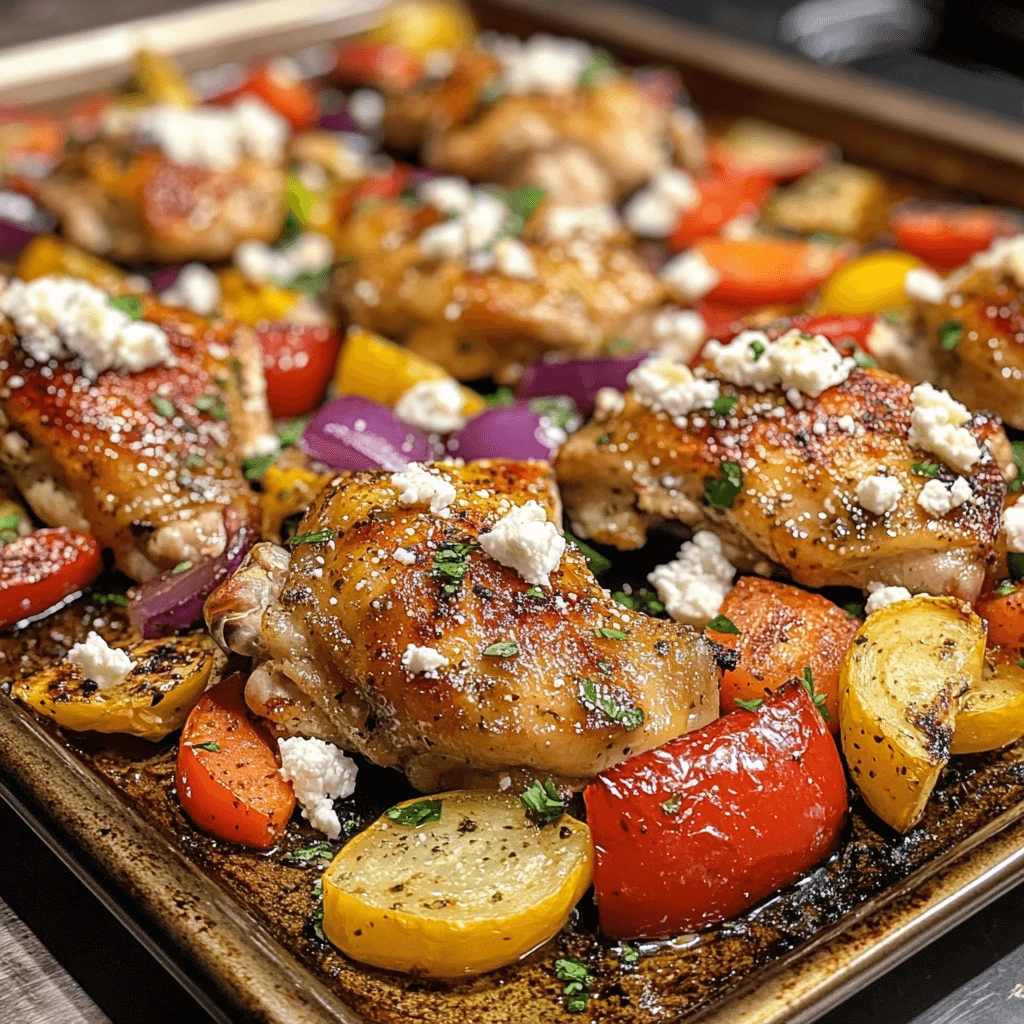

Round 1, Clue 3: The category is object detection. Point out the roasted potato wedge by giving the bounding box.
[14,633,218,741]
[839,596,984,832]
[952,650,1024,755]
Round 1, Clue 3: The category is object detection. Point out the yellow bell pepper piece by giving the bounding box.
[218,268,300,326]
[16,235,138,295]
[136,49,197,107]
[366,1,477,58]
[817,250,922,315]
[335,327,485,417]
[261,462,332,540]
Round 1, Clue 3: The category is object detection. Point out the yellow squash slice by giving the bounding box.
[14,634,217,741]
[839,596,984,832]
[322,790,592,976]
[952,651,1024,755]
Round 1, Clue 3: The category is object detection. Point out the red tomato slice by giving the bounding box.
[584,681,847,939]
[334,163,412,223]
[0,528,102,628]
[693,298,761,342]
[891,203,1018,271]
[334,42,424,92]
[707,129,830,182]
[668,173,772,252]
[975,582,1024,649]
[175,676,296,849]
[215,63,318,132]
[790,313,878,351]
[695,237,850,305]
[258,322,341,418]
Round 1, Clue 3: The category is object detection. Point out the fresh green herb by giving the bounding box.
[194,394,219,412]
[852,345,877,369]
[612,591,636,609]
[285,173,318,227]
[385,799,442,828]
[282,842,335,866]
[0,513,19,532]
[606,337,633,355]
[661,794,681,815]
[530,395,579,431]
[881,308,903,325]
[566,532,611,575]
[844,602,864,620]
[621,942,640,963]
[706,614,739,635]
[579,678,645,731]
[398,185,420,207]
[150,395,176,419]
[526,586,545,599]
[284,264,333,295]
[595,433,610,446]
[939,320,964,352]
[342,817,361,835]
[749,340,766,362]
[555,958,592,1014]
[279,210,303,247]
[1018,659,1024,670]
[108,294,143,320]
[641,592,665,615]
[799,331,814,340]
[171,560,193,574]
[521,778,566,824]
[594,627,628,640]
[277,420,305,447]
[911,462,940,478]
[478,78,504,106]
[703,460,743,509]
[94,593,130,607]
[185,453,205,469]
[996,579,1017,597]
[735,697,764,712]
[243,452,277,482]
[483,640,519,657]
[289,528,335,546]
[712,394,738,416]
[597,659,614,673]
[1010,552,1024,582]
[578,47,616,87]
[190,740,220,752]
[484,386,516,408]
[1008,441,1024,493]
[802,666,830,722]
[612,589,664,615]
[310,878,325,940]
[431,541,475,595]
[503,185,546,223]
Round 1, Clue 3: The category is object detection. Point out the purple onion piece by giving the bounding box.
[300,395,433,470]
[0,190,55,259]
[517,355,646,413]
[128,524,254,638]
[150,266,182,293]
[317,110,362,133]
[448,404,564,462]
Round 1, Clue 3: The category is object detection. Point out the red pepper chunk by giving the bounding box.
[583,681,848,939]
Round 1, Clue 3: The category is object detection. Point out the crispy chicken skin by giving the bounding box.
[0,297,270,580]
[330,199,669,381]
[556,368,1009,600]
[206,460,720,791]
[37,145,284,264]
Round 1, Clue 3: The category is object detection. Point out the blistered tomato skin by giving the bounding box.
[584,681,848,940]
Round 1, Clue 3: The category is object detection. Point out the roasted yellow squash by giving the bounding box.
[952,650,1024,755]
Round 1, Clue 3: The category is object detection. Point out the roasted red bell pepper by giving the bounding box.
[583,681,848,939]
[891,203,1018,271]
[668,173,772,252]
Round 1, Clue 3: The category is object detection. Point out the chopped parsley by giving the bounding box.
[289,528,335,547]
[310,878,325,940]
[1008,441,1024,493]
[194,394,229,420]
[242,452,277,482]
[735,697,764,712]
[595,433,610,446]
[478,78,504,106]
[703,460,743,509]
[184,453,205,469]
[661,794,681,815]
[621,942,640,963]
[911,462,940,478]
[749,340,766,362]
[579,678,645,731]
[526,586,545,599]
[852,345,877,369]
[1018,659,1024,670]
[530,395,579,431]
[802,666,830,721]
[484,386,516,408]
[996,580,1017,597]
[521,778,565,824]
[566,532,611,575]
[431,541,475,595]
[0,512,19,542]
[277,420,305,447]
[594,627,628,640]
[503,185,546,224]
[706,614,739,635]
[150,395,176,419]
[282,842,334,866]
[385,799,442,828]
[483,640,519,657]
[189,740,220,752]
[711,394,738,416]
[606,337,634,355]
[844,602,864,620]
[555,958,592,1014]
[94,592,129,607]
[612,589,664,616]
[578,46,616,87]
[284,265,333,295]
[1009,552,1024,581]
[171,560,193,574]
[939,320,964,352]
[108,294,142,320]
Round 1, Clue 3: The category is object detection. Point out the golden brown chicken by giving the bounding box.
[556,345,1012,601]
[0,281,271,580]
[205,460,720,791]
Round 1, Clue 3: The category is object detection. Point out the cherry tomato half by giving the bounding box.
[891,203,1019,271]
[215,62,318,132]
[668,173,772,252]
[334,42,424,92]
[258,321,341,418]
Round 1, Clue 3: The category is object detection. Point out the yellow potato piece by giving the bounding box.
[839,596,984,832]
[16,235,139,295]
[13,634,216,742]
[322,790,592,976]
[952,652,1024,755]
[818,250,922,315]
[261,461,333,540]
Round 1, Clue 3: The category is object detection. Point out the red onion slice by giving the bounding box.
[447,404,565,462]
[128,523,254,638]
[0,190,55,259]
[150,266,182,293]
[517,355,646,413]
[317,110,362,133]
[301,395,434,470]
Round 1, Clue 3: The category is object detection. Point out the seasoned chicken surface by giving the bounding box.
[0,295,271,580]
[556,367,1009,601]
[206,460,720,791]
[38,145,284,263]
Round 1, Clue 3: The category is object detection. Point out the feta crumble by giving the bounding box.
[703,331,777,391]
[277,736,357,839]
[769,329,855,399]
[347,88,385,131]
[660,249,721,302]
[478,500,566,586]
[390,462,456,512]
[234,231,333,286]
[627,356,719,422]
[394,379,467,434]
[623,168,698,239]
[66,632,134,691]
[957,233,1024,290]
[1003,503,1024,552]
[418,176,474,216]
[864,581,912,615]
[401,643,449,678]
[418,187,512,266]
[907,382,981,474]
[904,267,946,304]
[647,531,735,628]
[593,386,625,420]
[392,546,416,565]
[917,475,973,518]
[160,263,221,316]
[539,204,620,243]
[480,32,594,96]
[0,275,172,379]
[855,473,904,515]
[493,237,538,280]
[651,307,706,363]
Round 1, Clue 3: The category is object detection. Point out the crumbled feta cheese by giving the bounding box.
[394,379,467,434]
[593,387,625,420]
[864,581,912,615]
[65,632,134,690]
[958,233,1024,290]
[770,329,855,398]
[1003,503,1024,552]
[837,414,856,433]
[418,176,474,216]
[703,330,777,391]
[347,88,385,131]
[480,32,594,96]
[392,546,416,565]
[917,475,973,518]
[539,204,620,243]
[904,267,946,304]
[391,462,457,512]
[160,263,221,315]
[647,531,735,628]
[907,382,981,474]
[627,356,719,422]
[0,275,172,379]
[401,643,449,677]
[651,307,706,363]
[660,249,721,302]
[423,48,456,80]
[721,215,758,241]
[277,736,357,839]
[624,168,698,239]
[856,473,904,515]
[418,189,510,265]
[234,231,333,286]
[418,219,466,261]
[463,193,507,251]
[493,237,538,280]
[478,500,565,586]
